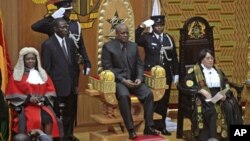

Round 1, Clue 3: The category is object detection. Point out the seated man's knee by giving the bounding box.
[117,93,131,101]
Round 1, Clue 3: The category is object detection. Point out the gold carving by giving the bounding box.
[188,21,206,39]
[151,65,166,78]
[103,93,117,105]
[99,70,115,81]
[89,71,116,94]
[32,0,47,4]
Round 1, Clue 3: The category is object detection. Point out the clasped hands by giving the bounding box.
[122,78,141,88]
[30,95,45,106]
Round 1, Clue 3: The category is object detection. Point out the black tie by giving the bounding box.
[61,39,68,60]
[122,44,131,79]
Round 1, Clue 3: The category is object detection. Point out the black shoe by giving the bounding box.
[161,128,171,136]
[128,129,137,139]
[143,126,160,135]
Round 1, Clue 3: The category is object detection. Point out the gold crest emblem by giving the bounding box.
[186,80,194,87]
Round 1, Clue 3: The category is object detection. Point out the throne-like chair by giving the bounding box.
[85,65,167,141]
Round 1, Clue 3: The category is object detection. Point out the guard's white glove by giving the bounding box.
[82,67,91,75]
[173,75,179,84]
[51,7,73,19]
[140,19,154,28]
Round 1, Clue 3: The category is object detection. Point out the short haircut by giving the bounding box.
[52,18,66,28]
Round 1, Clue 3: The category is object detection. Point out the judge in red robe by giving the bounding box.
[5,47,60,138]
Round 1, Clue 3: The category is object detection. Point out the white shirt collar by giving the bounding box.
[201,64,221,88]
[153,32,163,39]
[54,33,65,46]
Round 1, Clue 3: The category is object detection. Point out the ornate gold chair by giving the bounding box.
[85,66,167,141]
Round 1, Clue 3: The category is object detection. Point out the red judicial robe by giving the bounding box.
[5,73,60,137]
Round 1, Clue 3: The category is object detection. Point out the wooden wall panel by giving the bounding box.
[0,0,18,66]
[162,0,249,104]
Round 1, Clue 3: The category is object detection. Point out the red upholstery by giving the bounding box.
[91,75,100,79]
[144,71,151,75]
[133,135,165,141]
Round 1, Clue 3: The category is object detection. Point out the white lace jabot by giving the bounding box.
[26,68,45,84]
[201,64,220,88]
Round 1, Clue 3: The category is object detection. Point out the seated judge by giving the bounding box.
[184,49,243,141]
[101,23,159,139]
[5,47,59,138]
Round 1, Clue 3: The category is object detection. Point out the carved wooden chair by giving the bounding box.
[83,1,168,140]
[85,48,167,139]
[176,16,244,140]
[85,66,167,140]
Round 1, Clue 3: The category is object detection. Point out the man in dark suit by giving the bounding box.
[135,15,179,136]
[101,23,159,139]
[31,0,91,75]
[41,18,80,141]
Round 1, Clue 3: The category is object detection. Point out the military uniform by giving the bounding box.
[135,15,179,134]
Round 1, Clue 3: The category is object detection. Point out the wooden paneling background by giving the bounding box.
[162,0,250,104]
[1,0,250,132]
[0,0,151,131]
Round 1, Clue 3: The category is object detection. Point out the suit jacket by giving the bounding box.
[135,27,179,77]
[41,35,79,96]
[31,16,91,69]
[101,39,144,82]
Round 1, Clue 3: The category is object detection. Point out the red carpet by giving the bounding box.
[133,135,166,141]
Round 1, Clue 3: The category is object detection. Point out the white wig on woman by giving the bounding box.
[13,47,48,81]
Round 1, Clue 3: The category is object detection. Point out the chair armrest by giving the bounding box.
[228,81,244,106]
[228,81,244,94]
[177,84,199,96]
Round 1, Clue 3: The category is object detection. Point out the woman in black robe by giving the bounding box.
[184,49,243,141]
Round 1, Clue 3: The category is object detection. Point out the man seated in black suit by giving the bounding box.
[101,23,159,139]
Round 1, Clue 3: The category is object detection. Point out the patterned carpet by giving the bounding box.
[74,119,191,141]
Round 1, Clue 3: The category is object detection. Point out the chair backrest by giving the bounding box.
[179,16,214,83]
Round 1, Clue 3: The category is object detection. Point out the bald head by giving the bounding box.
[12,133,30,141]
[115,23,129,43]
